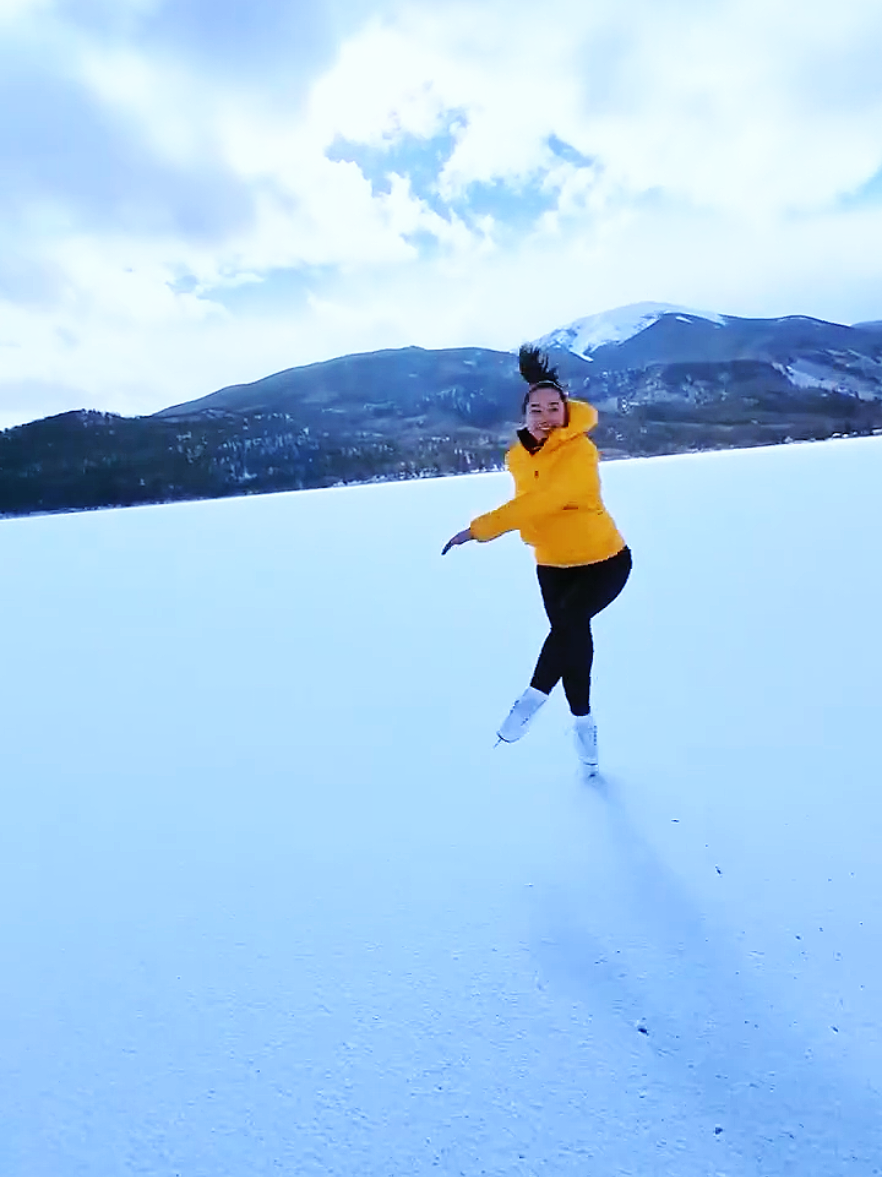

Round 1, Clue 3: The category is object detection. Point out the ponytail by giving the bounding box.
[518,344,568,418]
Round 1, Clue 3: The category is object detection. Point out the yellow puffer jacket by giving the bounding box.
[470,399,626,567]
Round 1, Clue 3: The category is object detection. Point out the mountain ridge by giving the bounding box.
[2,305,881,517]
[156,305,882,419]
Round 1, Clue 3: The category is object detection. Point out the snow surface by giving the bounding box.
[2,437,881,1176]
[534,301,726,359]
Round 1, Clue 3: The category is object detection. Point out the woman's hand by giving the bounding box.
[441,527,474,556]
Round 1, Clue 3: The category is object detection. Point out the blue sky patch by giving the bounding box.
[451,175,558,232]
[327,121,568,241]
[841,165,882,208]
[326,111,467,216]
[402,228,445,259]
[547,134,595,169]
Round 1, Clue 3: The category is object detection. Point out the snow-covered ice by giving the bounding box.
[1,436,881,1176]
[534,301,726,358]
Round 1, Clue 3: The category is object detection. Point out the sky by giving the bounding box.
[1,0,882,427]
[2,436,881,1173]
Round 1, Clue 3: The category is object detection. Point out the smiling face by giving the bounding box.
[525,387,567,441]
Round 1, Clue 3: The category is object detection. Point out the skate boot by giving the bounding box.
[574,713,599,775]
[497,686,548,743]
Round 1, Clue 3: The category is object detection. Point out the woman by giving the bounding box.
[442,345,631,773]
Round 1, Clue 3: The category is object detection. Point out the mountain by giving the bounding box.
[2,307,881,517]
[534,301,727,355]
[153,304,882,421]
[156,346,521,424]
[537,303,882,402]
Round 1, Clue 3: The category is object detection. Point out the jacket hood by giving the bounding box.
[564,399,598,435]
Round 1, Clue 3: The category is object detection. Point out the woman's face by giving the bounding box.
[525,388,566,441]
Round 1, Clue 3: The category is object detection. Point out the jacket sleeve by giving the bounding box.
[470,440,598,542]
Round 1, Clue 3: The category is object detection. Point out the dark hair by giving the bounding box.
[518,344,568,416]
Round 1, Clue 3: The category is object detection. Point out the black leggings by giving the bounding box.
[530,546,632,716]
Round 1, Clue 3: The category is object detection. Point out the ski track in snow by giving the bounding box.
[1,436,881,1176]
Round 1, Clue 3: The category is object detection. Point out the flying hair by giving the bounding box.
[517,344,569,422]
[518,344,563,392]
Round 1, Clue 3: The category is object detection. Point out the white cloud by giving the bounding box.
[1,0,881,427]
[567,0,882,217]
[311,0,882,216]
[0,0,48,18]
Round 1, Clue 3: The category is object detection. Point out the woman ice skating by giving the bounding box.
[442,345,631,774]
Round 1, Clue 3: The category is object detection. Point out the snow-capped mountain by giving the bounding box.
[534,302,726,359]
[3,307,882,517]
[531,304,882,406]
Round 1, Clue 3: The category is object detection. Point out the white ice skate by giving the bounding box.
[496,686,548,743]
[574,713,599,775]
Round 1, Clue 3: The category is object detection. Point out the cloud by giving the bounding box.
[1,0,882,429]
[845,166,882,207]
[0,31,257,245]
[0,252,68,306]
[55,0,396,89]
[564,0,882,217]
[0,0,49,18]
[0,378,96,429]
[327,115,466,205]
[313,0,882,218]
